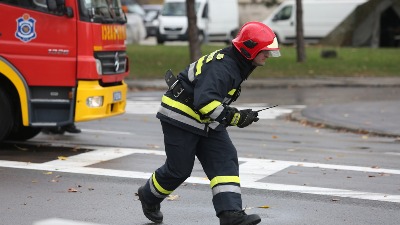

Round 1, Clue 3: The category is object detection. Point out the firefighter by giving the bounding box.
[137,21,280,225]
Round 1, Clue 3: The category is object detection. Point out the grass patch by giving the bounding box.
[127,44,400,79]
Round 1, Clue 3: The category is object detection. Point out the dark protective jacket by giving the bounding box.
[157,46,255,136]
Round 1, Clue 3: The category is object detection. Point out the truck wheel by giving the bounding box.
[6,126,42,141]
[0,89,13,141]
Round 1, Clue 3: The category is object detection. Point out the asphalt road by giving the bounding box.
[0,86,399,225]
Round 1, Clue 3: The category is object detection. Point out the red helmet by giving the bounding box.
[232,21,280,60]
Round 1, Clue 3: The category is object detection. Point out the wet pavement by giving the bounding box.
[126,77,400,137]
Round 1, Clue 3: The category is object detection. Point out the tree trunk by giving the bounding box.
[186,0,202,61]
[296,0,306,62]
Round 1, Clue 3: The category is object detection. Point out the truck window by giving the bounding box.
[273,5,292,21]
[0,0,48,12]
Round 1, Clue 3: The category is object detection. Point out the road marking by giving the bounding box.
[125,100,301,119]
[80,129,132,135]
[385,152,400,156]
[1,146,399,203]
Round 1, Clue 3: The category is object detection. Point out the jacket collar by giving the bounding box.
[222,45,256,80]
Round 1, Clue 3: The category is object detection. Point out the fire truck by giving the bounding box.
[0,0,129,142]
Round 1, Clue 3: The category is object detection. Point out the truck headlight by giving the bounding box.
[86,96,103,107]
[95,59,102,75]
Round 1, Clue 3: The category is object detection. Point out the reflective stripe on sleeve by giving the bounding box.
[208,121,220,129]
[210,176,240,188]
[199,100,222,115]
[212,185,241,196]
[228,89,236,95]
[209,104,225,119]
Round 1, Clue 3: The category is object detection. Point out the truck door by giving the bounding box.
[1,0,77,87]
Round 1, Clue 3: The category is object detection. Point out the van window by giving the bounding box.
[161,2,200,16]
[202,2,208,18]
[273,5,292,21]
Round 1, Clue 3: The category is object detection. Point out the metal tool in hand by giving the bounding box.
[255,105,279,112]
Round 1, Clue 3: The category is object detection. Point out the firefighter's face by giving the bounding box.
[252,50,270,66]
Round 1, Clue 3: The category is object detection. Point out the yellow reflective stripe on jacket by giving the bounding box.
[206,50,219,63]
[152,173,173,195]
[228,89,236,96]
[195,55,206,76]
[210,176,240,188]
[199,100,221,115]
[162,95,209,123]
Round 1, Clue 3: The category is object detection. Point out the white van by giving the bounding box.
[263,0,367,44]
[156,0,239,44]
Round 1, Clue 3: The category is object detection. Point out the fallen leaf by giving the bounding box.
[68,188,78,192]
[167,195,179,201]
[43,172,52,175]
[58,156,68,160]
[257,205,270,209]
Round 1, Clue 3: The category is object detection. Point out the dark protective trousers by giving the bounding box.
[141,121,242,215]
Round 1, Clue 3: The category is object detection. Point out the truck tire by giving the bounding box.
[6,126,42,141]
[0,89,13,141]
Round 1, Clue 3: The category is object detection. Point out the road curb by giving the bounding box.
[287,110,400,138]
[126,77,400,90]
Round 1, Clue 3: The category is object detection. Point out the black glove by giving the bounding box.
[226,107,259,128]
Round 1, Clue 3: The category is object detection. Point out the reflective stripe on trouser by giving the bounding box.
[141,121,242,214]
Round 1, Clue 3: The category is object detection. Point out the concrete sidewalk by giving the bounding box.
[126,77,400,137]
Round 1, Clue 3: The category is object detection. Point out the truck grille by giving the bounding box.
[94,51,127,75]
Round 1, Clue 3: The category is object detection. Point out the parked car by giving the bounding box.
[121,0,147,43]
[142,4,163,38]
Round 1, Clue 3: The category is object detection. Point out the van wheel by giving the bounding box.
[0,89,13,141]
[156,35,165,44]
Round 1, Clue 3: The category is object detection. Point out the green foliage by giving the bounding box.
[126,44,400,79]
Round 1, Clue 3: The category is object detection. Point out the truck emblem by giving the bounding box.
[114,52,120,72]
[15,14,37,43]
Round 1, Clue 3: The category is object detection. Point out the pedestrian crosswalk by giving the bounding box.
[2,146,399,203]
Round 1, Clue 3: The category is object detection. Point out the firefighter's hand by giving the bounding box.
[237,109,259,128]
[226,108,259,128]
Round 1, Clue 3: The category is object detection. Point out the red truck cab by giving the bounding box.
[0,0,129,141]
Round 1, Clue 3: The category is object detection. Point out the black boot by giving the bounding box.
[137,186,163,223]
[219,210,261,225]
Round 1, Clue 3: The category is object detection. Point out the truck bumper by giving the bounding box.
[75,80,127,122]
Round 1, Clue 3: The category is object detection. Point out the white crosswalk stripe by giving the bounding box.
[1,146,399,203]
